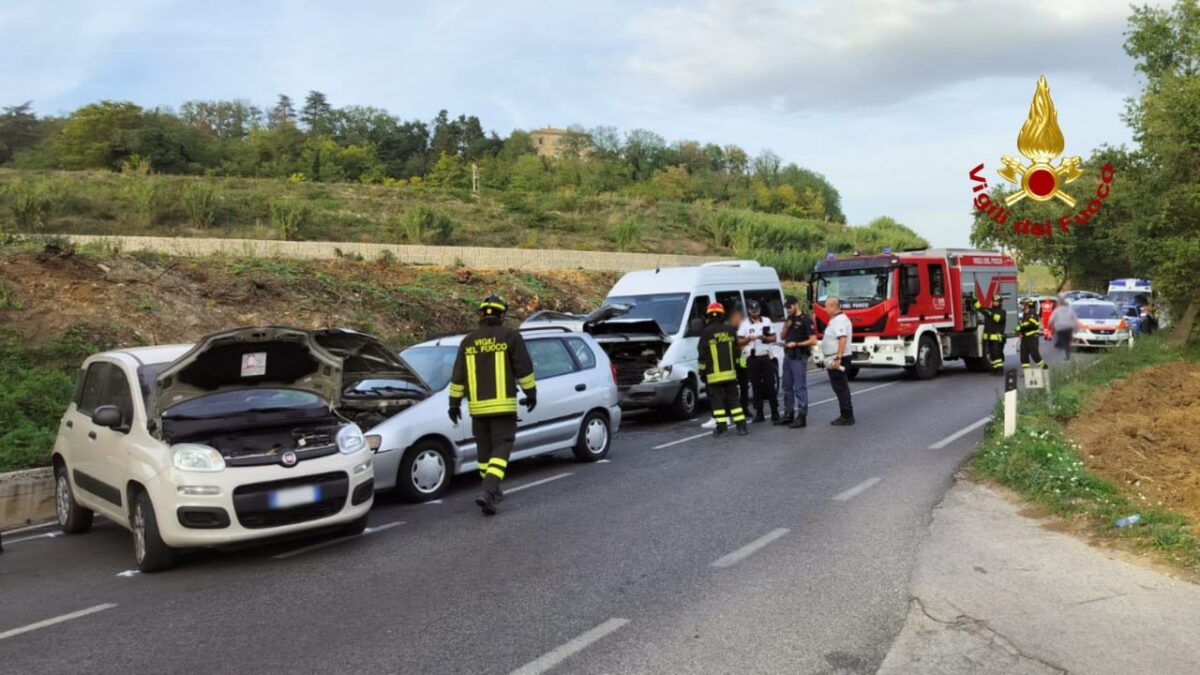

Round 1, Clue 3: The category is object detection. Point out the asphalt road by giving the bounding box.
[0,344,1072,674]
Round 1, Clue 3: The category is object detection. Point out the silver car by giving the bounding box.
[365,329,622,502]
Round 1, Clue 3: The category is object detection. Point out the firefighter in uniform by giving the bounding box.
[974,292,1007,374]
[448,294,537,516]
[1018,299,1046,370]
[698,302,748,436]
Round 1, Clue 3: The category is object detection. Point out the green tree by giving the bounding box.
[0,102,41,164]
[53,100,144,169]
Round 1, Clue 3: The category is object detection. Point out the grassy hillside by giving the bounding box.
[0,237,616,471]
[0,169,930,280]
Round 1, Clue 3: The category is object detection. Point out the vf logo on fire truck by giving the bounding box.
[969,76,1115,237]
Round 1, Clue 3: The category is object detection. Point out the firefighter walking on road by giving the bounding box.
[448,294,537,516]
[699,302,748,436]
[974,292,1007,375]
[1018,299,1046,370]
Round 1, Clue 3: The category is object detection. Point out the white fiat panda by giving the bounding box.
[51,327,419,572]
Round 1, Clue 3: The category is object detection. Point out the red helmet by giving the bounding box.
[706,302,726,316]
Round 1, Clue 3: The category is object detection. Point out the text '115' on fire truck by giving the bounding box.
[807,249,1018,380]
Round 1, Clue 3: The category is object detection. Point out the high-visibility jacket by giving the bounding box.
[698,321,739,384]
[449,323,536,417]
[974,300,1006,340]
[1018,310,1041,337]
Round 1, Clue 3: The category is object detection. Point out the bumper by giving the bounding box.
[146,450,375,548]
[619,379,682,408]
[608,404,623,433]
[813,336,911,369]
[1073,333,1129,348]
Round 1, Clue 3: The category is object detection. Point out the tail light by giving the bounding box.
[610,363,618,386]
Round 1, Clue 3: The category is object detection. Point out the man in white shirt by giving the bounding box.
[737,300,779,423]
[1049,301,1079,360]
[820,296,855,426]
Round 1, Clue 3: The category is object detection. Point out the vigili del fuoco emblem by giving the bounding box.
[997,75,1083,207]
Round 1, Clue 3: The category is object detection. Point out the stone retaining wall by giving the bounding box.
[63,235,728,272]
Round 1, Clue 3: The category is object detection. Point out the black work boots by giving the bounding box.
[789,414,807,428]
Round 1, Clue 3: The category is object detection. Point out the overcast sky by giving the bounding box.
[0,0,1163,246]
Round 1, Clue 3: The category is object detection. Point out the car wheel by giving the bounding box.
[341,513,370,536]
[572,411,611,462]
[396,440,452,503]
[132,490,175,573]
[670,378,698,419]
[54,465,93,535]
[844,365,860,381]
[913,335,942,380]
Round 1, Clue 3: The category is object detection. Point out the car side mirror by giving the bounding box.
[92,405,125,430]
[687,318,704,337]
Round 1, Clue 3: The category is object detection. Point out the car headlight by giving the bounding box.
[171,444,226,472]
[337,423,367,455]
[643,365,672,383]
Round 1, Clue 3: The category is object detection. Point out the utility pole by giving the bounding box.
[471,163,479,197]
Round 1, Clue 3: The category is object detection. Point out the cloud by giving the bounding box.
[622,0,1155,111]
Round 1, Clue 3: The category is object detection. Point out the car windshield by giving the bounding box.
[1076,304,1121,320]
[603,293,689,334]
[1106,290,1147,305]
[163,389,326,419]
[814,268,892,303]
[399,345,458,391]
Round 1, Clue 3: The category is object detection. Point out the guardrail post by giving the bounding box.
[1004,368,1018,438]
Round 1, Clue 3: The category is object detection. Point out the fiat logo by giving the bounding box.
[281,451,298,467]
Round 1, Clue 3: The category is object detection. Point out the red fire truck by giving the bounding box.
[808,249,1018,379]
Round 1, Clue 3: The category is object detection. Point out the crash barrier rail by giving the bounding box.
[53,235,730,273]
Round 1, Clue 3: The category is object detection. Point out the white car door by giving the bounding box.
[514,337,583,456]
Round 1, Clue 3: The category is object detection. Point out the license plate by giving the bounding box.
[269,485,320,509]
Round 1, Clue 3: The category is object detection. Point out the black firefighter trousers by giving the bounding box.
[707,379,746,428]
[473,414,517,500]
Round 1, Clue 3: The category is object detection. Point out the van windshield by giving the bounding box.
[604,293,690,334]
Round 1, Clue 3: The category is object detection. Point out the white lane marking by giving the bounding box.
[509,618,630,675]
[116,570,140,578]
[711,528,791,568]
[928,416,993,450]
[0,603,117,642]
[506,473,573,494]
[653,432,710,450]
[272,521,403,560]
[809,380,898,406]
[5,531,61,545]
[597,459,611,464]
[426,499,444,505]
[833,477,881,502]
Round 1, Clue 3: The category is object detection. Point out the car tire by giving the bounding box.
[572,411,611,462]
[54,465,93,535]
[395,440,452,503]
[670,377,698,419]
[844,365,860,381]
[913,334,942,380]
[341,513,370,536]
[132,490,175,573]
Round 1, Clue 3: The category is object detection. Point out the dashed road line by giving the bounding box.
[506,472,573,494]
[272,521,403,560]
[833,477,881,502]
[509,618,630,675]
[4,531,62,545]
[711,528,790,568]
[809,380,898,406]
[0,604,117,642]
[929,416,993,449]
[653,432,710,450]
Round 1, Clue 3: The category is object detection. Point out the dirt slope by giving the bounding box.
[1069,363,1200,523]
[0,242,616,349]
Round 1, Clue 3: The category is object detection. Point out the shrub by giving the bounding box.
[122,177,163,227]
[398,206,455,244]
[269,199,310,241]
[3,178,59,232]
[614,219,643,252]
[181,182,219,229]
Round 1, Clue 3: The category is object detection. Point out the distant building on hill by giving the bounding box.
[530,127,591,158]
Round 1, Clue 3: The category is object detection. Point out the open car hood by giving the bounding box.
[312,328,430,393]
[153,326,344,420]
[586,318,667,340]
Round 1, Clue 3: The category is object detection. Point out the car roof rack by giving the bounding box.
[520,325,573,333]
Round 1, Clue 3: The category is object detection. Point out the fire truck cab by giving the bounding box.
[808,249,1018,379]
